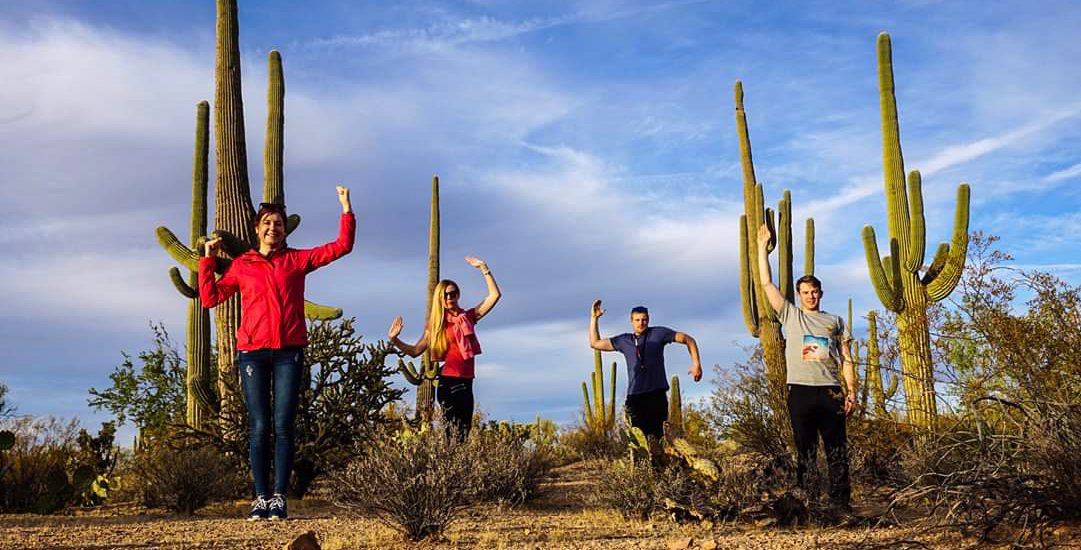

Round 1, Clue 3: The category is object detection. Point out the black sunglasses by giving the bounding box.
[444,289,460,299]
[258,202,286,212]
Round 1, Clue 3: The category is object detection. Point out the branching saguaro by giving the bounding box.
[581,349,616,435]
[861,33,971,428]
[156,0,340,415]
[735,81,815,417]
[398,176,441,423]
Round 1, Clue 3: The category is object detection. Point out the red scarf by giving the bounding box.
[446,310,482,359]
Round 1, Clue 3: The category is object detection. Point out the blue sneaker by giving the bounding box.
[248,495,269,521]
[268,493,288,520]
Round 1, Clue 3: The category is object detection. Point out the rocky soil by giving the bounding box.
[2,461,1077,549]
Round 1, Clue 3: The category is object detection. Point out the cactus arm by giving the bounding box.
[804,218,815,277]
[925,184,971,302]
[169,267,198,299]
[668,375,683,435]
[304,300,342,320]
[738,216,760,336]
[862,226,903,312]
[922,242,950,285]
[592,368,602,428]
[581,381,595,428]
[286,213,301,235]
[884,370,900,400]
[778,191,793,303]
[212,229,251,258]
[263,50,284,206]
[399,358,422,386]
[903,171,926,273]
[157,226,202,272]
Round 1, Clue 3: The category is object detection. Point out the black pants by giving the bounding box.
[436,375,474,440]
[625,388,668,439]
[787,384,851,505]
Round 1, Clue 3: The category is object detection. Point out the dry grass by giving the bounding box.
[1,460,1077,550]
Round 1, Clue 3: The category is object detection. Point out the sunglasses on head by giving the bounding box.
[259,202,286,213]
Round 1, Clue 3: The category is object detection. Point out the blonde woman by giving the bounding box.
[388,257,501,437]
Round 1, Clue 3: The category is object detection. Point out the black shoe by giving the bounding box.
[248,495,269,521]
[268,493,288,520]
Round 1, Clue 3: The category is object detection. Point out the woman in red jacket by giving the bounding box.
[387,257,501,439]
[200,186,354,521]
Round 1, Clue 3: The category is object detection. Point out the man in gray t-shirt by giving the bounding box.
[757,224,857,510]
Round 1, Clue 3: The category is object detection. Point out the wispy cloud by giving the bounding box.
[1044,162,1081,183]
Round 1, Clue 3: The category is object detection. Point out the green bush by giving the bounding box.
[0,416,80,514]
[469,424,554,506]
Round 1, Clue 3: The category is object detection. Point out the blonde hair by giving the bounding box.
[427,279,458,362]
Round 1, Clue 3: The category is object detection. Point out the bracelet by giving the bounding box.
[481,269,492,276]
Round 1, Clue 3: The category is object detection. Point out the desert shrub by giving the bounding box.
[704,348,791,462]
[468,424,554,506]
[593,457,663,520]
[560,421,624,460]
[132,433,244,514]
[846,415,912,489]
[0,417,121,513]
[0,416,80,513]
[332,425,475,541]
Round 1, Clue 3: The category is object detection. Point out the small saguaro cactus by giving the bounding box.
[861,33,971,428]
[667,375,683,437]
[865,311,900,418]
[582,349,617,434]
[735,81,816,420]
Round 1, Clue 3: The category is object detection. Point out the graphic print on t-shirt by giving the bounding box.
[801,335,830,362]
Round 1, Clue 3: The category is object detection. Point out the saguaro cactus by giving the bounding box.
[157,2,343,416]
[861,33,971,428]
[735,81,816,413]
[164,101,215,429]
[582,349,617,434]
[864,311,899,418]
[398,176,442,423]
[667,375,684,436]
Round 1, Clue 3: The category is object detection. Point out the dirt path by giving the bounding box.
[2,461,1076,549]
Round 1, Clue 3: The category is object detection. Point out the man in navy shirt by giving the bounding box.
[589,300,702,439]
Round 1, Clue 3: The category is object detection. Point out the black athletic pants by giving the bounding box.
[436,375,474,440]
[787,384,851,505]
[625,388,668,439]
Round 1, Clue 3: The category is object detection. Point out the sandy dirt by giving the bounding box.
[2,461,1077,550]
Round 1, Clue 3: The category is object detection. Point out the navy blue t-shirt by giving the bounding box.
[611,326,678,395]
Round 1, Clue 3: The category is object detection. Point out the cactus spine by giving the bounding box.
[582,349,616,434]
[735,81,815,414]
[861,33,971,428]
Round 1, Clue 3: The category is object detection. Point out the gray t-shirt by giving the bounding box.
[778,301,849,386]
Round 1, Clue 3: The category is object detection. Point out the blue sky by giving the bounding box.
[2,1,1080,442]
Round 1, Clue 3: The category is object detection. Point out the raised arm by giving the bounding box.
[301,186,356,272]
[589,299,615,352]
[198,237,239,308]
[466,256,501,320]
[387,316,430,358]
[756,224,786,314]
[674,331,703,382]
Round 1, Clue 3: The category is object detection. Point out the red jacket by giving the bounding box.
[199,213,355,351]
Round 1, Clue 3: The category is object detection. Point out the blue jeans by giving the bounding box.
[238,347,304,497]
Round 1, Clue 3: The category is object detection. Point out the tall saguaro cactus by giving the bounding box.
[735,81,816,411]
[582,349,617,434]
[169,101,216,429]
[157,0,341,414]
[861,33,971,428]
[399,176,442,423]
